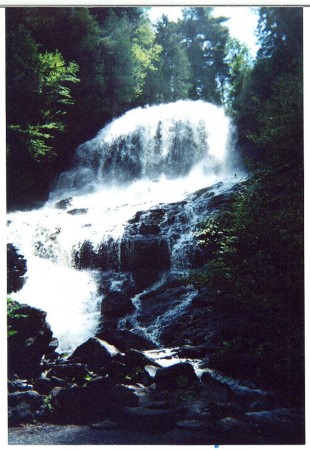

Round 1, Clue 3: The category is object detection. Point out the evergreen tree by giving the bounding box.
[147,15,191,103]
[180,7,229,103]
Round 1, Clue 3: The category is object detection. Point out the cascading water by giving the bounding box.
[7,100,244,354]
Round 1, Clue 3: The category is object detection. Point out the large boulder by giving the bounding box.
[154,362,199,391]
[96,328,155,352]
[8,301,56,379]
[8,390,46,426]
[47,362,90,385]
[70,337,121,372]
[200,372,233,403]
[110,384,141,407]
[7,244,27,293]
[50,376,114,424]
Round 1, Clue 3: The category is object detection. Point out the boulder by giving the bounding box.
[200,372,233,403]
[8,302,55,379]
[32,377,71,395]
[54,197,72,209]
[8,379,33,393]
[154,362,199,391]
[8,390,46,426]
[110,384,141,407]
[47,363,90,385]
[123,349,159,370]
[7,244,27,293]
[140,365,159,386]
[67,208,88,215]
[50,380,113,424]
[96,328,155,352]
[70,337,121,372]
[101,291,134,318]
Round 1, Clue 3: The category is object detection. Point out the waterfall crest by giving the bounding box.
[54,100,235,196]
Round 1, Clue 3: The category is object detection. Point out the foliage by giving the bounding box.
[7,298,28,337]
[8,50,79,161]
[179,7,230,103]
[236,7,303,163]
[223,38,253,116]
[144,15,192,103]
[6,6,237,209]
[189,161,303,397]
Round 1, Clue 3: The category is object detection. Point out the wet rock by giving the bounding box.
[121,406,176,432]
[67,208,88,215]
[54,197,72,209]
[154,362,198,391]
[7,243,27,293]
[101,291,134,318]
[74,238,120,271]
[70,337,121,372]
[120,236,170,272]
[8,379,33,393]
[139,223,161,235]
[96,328,155,352]
[123,349,159,370]
[140,365,159,386]
[8,302,55,379]
[8,390,46,426]
[137,285,193,325]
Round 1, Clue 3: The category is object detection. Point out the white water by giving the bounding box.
[7,100,243,353]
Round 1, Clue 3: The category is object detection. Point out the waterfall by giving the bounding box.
[7,100,243,353]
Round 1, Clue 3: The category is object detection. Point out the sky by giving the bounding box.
[148,6,259,58]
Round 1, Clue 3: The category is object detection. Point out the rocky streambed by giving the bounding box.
[7,182,305,445]
[7,300,304,445]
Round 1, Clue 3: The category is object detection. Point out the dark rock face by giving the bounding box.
[7,244,27,293]
[120,236,170,271]
[8,301,56,379]
[72,183,242,274]
[101,291,134,318]
[154,362,199,391]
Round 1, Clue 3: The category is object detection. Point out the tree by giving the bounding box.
[180,7,229,103]
[223,38,252,116]
[236,7,303,163]
[6,14,80,207]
